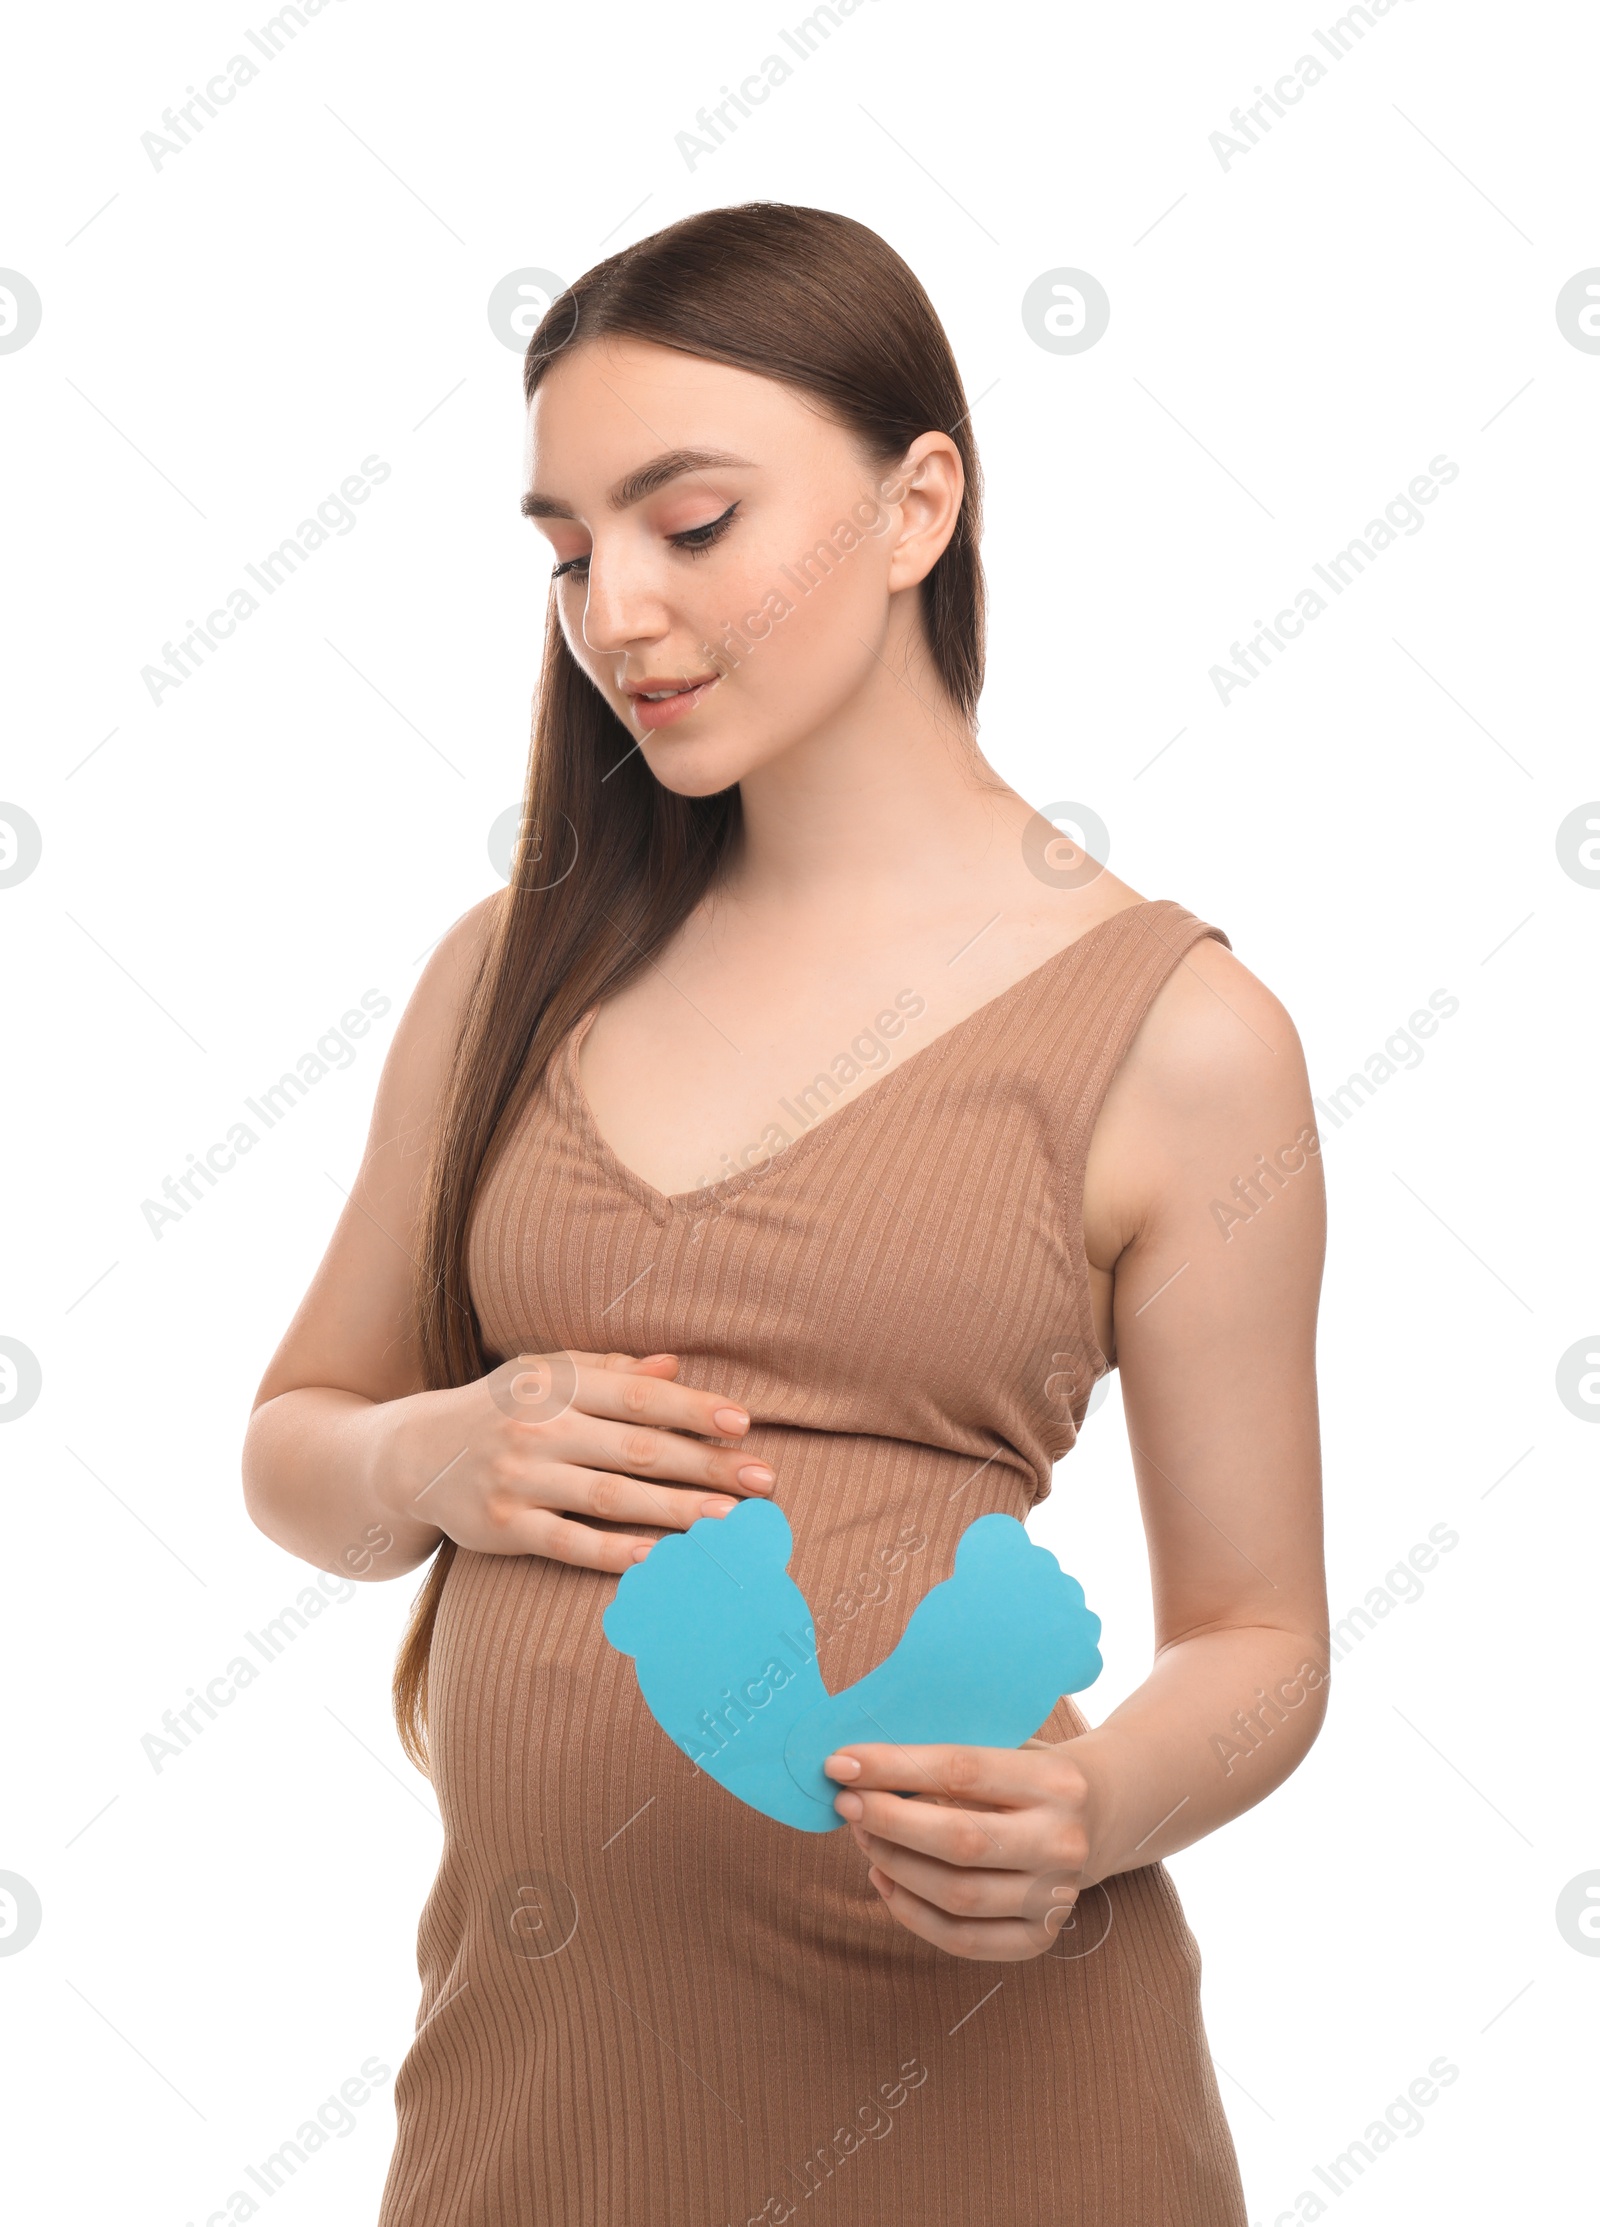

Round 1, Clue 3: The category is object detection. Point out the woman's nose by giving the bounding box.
[579,543,669,657]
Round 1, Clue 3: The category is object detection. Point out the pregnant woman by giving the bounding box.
[243,203,1328,2225]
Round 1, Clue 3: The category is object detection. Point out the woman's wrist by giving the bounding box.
[1048,1725,1134,1890]
[357,1391,449,1569]
[1051,1628,1332,1888]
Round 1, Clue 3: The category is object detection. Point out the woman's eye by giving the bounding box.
[549,499,740,580]
[668,500,740,556]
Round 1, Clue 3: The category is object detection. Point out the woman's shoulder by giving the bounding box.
[367,892,506,1137]
[1119,903,1305,1119]
[1081,900,1318,1263]
[428,889,504,991]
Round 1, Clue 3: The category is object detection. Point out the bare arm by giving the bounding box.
[823,934,1329,1955]
[1067,932,1329,1881]
[242,894,776,1585]
[242,894,499,1581]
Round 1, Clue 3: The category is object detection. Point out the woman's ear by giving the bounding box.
[882,431,966,594]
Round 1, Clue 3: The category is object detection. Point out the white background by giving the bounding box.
[2,2,1596,2221]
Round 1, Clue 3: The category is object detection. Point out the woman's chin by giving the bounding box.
[645,757,752,800]
[638,729,770,799]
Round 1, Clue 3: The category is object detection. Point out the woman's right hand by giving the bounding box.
[368,1349,775,1574]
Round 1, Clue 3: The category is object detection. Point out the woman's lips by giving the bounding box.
[627,677,720,731]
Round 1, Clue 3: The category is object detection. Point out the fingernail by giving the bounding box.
[825,1754,861,1780]
[643,1353,677,1365]
[712,1406,749,1432]
[834,1790,863,1820]
[630,1544,652,1563]
[737,1463,775,1488]
[703,1496,737,1516]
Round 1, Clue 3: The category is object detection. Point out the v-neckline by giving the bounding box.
[558,897,1172,1218]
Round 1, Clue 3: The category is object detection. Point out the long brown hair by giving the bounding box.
[391,201,987,1772]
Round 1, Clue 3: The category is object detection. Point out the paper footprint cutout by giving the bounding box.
[781,1513,1103,1815]
[601,1498,836,1830]
[604,1499,1102,1834]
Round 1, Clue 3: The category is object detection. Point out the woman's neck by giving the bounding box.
[722,628,1014,924]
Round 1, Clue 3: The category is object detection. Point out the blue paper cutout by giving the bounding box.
[602,1498,1102,1834]
[601,1497,835,1829]
[781,1513,1104,1814]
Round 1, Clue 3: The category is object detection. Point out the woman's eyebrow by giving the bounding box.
[520,447,755,520]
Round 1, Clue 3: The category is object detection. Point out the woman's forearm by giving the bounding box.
[1065,1624,1330,1888]
[242,1387,444,1582]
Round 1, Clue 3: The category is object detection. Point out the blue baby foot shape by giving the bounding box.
[782,1515,1103,1811]
[602,1497,840,1831]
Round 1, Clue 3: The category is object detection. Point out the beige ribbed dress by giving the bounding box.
[376,897,1248,2227]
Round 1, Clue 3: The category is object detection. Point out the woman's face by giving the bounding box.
[521,335,955,796]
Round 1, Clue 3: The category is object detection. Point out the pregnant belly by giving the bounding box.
[420,1429,1047,1964]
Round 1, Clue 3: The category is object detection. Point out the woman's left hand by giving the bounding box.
[825,1735,1095,1961]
